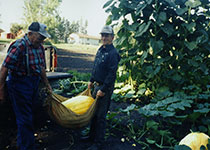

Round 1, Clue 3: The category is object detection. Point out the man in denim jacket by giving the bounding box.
[86,25,120,150]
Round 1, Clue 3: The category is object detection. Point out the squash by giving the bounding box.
[62,95,95,115]
[179,132,209,150]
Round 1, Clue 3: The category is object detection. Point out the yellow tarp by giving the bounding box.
[44,88,97,128]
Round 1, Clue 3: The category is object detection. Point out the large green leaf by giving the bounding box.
[120,104,136,115]
[196,30,209,44]
[146,120,159,130]
[159,111,175,117]
[184,41,197,50]
[115,35,127,46]
[159,12,167,22]
[154,66,161,75]
[167,100,192,111]
[150,39,164,55]
[155,86,172,98]
[140,50,148,65]
[103,0,114,8]
[124,22,139,31]
[136,0,152,15]
[125,90,136,98]
[175,7,188,15]
[185,0,201,8]
[135,21,152,37]
[172,73,182,81]
[194,108,210,113]
[161,97,181,105]
[146,138,156,144]
[161,23,174,36]
[182,22,196,33]
[111,7,121,20]
[165,0,176,7]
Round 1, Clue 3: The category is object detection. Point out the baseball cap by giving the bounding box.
[100,25,114,35]
[28,22,51,38]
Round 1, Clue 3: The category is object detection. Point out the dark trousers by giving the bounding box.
[7,74,40,150]
[89,84,114,144]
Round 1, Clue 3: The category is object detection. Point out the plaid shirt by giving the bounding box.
[3,34,46,76]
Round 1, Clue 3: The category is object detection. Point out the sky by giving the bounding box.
[0,0,110,36]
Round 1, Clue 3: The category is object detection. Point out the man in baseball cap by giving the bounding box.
[28,22,51,38]
[26,22,51,48]
[0,22,52,150]
[100,25,114,35]
[85,25,120,150]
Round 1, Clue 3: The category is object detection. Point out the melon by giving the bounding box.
[62,95,94,115]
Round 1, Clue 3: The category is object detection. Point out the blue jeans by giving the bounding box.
[7,74,40,150]
[89,84,114,144]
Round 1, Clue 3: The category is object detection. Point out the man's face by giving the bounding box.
[29,32,46,48]
[101,33,114,46]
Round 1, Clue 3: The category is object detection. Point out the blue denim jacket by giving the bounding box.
[90,44,120,92]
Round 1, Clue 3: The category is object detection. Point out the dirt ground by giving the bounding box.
[0,46,142,150]
[56,47,97,73]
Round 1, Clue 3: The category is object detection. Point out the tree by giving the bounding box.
[55,17,79,43]
[10,23,24,36]
[23,0,62,42]
[22,0,87,43]
[79,18,88,34]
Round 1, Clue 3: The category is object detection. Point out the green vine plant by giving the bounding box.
[104,0,210,149]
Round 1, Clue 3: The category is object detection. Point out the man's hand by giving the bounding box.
[40,68,52,93]
[46,83,53,93]
[88,82,93,89]
[97,90,105,97]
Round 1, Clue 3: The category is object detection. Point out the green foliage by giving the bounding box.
[22,0,88,43]
[23,0,62,43]
[79,18,88,34]
[53,70,91,96]
[10,23,24,36]
[104,0,210,149]
[105,0,210,97]
[55,17,79,43]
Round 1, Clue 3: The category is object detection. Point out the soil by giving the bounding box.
[0,47,142,150]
